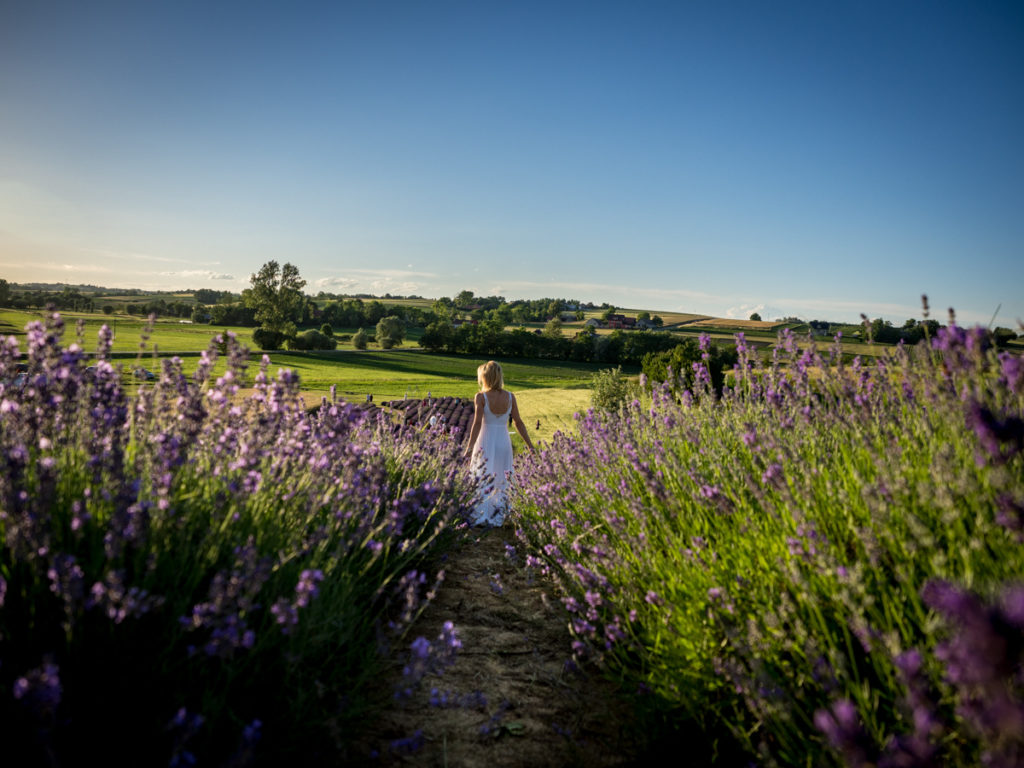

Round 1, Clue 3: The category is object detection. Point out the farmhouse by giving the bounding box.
[606,313,637,330]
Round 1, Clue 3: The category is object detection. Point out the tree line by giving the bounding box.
[418,318,731,369]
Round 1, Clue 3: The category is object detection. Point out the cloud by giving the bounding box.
[61,263,112,273]
[370,278,419,294]
[490,279,721,304]
[160,270,235,280]
[341,268,437,279]
[725,304,754,319]
[313,268,434,295]
[772,297,920,321]
[85,248,223,267]
[725,303,774,319]
[315,276,359,291]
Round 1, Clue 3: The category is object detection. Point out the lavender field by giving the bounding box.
[0,313,474,765]
[2,310,1022,767]
[513,323,1024,766]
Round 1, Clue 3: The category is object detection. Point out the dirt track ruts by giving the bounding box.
[359,526,642,767]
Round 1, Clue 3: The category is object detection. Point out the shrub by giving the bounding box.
[589,365,639,413]
[253,327,286,351]
[287,329,337,351]
[641,335,736,395]
[320,323,333,336]
[352,328,369,350]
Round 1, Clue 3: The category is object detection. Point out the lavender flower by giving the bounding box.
[12,662,62,717]
[814,699,876,767]
[922,580,1024,763]
[966,400,1024,465]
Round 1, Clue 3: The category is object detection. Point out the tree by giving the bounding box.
[590,366,639,413]
[642,339,737,395]
[432,297,455,320]
[543,317,563,339]
[993,327,1018,347]
[244,261,306,337]
[102,305,115,315]
[0,279,11,306]
[352,328,370,350]
[419,320,454,352]
[749,312,762,322]
[195,289,231,305]
[455,290,475,308]
[365,300,388,325]
[376,316,405,349]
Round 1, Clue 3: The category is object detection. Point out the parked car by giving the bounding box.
[133,367,156,381]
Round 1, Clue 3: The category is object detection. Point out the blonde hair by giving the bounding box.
[477,360,503,391]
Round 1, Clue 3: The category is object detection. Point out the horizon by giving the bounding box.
[3,277,980,328]
[1,1,1022,326]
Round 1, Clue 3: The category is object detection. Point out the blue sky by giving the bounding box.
[1,0,1021,325]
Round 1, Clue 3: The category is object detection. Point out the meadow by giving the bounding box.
[0,308,608,445]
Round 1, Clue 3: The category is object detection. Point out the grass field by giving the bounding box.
[5,306,1014,434]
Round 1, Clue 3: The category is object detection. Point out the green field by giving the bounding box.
[4,306,1016,444]
[1,308,604,445]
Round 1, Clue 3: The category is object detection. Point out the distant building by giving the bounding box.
[606,313,637,330]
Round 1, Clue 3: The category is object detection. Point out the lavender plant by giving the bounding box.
[512,320,1023,767]
[0,312,474,766]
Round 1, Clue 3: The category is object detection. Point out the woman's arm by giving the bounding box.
[463,392,485,459]
[509,394,536,453]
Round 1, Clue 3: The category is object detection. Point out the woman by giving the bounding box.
[463,360,535,527]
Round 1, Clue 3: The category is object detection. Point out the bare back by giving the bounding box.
[483,388,511,416]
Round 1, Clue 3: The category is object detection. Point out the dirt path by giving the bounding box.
[359,527,642,767]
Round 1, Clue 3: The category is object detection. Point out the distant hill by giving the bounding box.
[11,282,175,296]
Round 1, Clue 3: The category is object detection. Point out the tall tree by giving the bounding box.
[244,261,306,337]
[376,316,406,349]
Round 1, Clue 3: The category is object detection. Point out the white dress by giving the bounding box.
[468,390,515,527]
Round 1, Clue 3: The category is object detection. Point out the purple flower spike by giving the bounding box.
[814,699,876,767]
[966,401,1024,465]
[13,662,62,717]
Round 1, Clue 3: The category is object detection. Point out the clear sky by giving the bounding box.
[1,0,1021,325]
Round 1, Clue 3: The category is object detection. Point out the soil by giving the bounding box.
[357,527,644,767]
